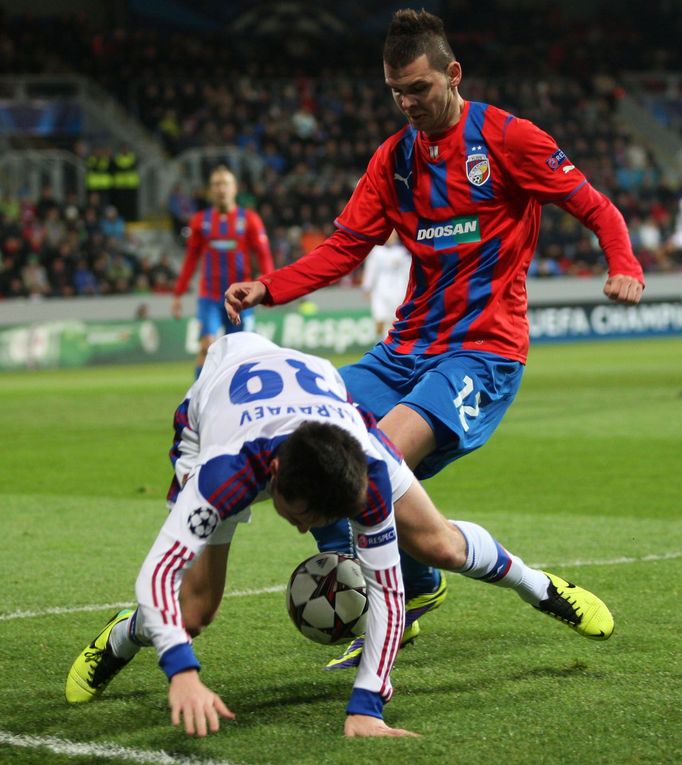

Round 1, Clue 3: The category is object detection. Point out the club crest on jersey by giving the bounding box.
[466,150,491,187]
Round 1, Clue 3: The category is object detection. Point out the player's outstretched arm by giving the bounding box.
[344,714,419,738]
[224,280,267,325]
[603,274,644,305]
[169,670,235,736]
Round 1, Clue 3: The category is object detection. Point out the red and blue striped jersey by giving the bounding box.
[261,101,643,362]
[175,206,273,301]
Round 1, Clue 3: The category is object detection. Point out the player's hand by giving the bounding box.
[171,296,183,319]
[168,670,235,736]
[224,280,267,325]
[603,274,643,305]
[344,714,419,737]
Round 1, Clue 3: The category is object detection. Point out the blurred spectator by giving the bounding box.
[48,256,75,297]
[0,253,24,297]
[111,144,141,221]
[85,147,114,206]
[35,185,59,220]
[100,205,125,240]
[21,254,50,298]
[106,253,134,293]
[149,254,175,286]
[73,258,98,295]
[43,207,66,250]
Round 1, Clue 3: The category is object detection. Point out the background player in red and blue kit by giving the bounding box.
[225,9,645,667]
[172,165,274,377]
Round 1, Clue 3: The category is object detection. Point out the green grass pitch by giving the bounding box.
[1,337,681,765]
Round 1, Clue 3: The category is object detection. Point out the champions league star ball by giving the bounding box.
[286,552,368,644]
[187,507,219,539]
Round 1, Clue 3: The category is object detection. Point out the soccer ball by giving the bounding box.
[286,552,368,644]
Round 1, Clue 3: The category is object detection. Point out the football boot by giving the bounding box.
[535,572,614,639]
[65,609,135,703]
[325,574,447,670]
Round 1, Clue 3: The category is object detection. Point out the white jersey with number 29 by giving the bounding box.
[134,332,412,718]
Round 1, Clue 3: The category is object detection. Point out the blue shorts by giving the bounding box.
[197,297,254,338]
[340,343,524,480]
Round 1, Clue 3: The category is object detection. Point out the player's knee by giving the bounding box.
[425,537,466,571]
[419,522,468,570]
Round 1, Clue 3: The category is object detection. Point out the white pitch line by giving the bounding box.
[0,601,136,622]
[0,584,287,622]
[525,550,682,570]
[0,730,235,765]
[1,552,680,623]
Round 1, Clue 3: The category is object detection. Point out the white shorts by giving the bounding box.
[207,507,252,545]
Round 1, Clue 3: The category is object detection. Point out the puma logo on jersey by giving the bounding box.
[393,171,412,189]
[562,164,576,174]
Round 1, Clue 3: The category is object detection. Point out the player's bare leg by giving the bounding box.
[378,404,437,471]
[393,481,466,569]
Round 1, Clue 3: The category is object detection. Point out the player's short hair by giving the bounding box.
[209,164,234,180]
[276,422,367,520]
[383,8,455,71]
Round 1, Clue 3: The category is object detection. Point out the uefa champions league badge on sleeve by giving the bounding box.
[356,527,397,548]
[466,146,491,187]
[545,148,568,172]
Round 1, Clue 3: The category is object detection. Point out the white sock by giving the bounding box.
[451,520,550,605]
[109,610,144,660]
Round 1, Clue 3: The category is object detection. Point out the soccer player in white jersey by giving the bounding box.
[65,333,614,737]
[362,230,412,339]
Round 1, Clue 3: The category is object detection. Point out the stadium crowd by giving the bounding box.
[1,6,681,299]
[0,188,177,299]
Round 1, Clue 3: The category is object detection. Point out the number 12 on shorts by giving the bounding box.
[453,375,481,433]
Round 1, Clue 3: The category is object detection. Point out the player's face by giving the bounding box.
[269,463,328,533]
[210,171,237,211]
[384,54,462,136]
[271,490,327,534]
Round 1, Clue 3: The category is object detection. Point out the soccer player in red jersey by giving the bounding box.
[225,10,643,667]
[173,166,274,377]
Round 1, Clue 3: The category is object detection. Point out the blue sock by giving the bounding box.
[312,519,441,600]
